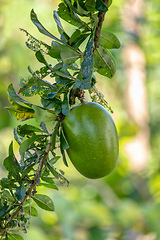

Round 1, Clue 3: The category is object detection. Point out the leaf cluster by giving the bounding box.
[0,0,120,238]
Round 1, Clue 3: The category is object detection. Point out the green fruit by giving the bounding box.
[62,102,119,179]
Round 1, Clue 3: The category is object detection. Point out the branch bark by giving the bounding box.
[94,0,109,49]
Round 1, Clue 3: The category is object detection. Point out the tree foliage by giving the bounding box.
[0,0,120,238]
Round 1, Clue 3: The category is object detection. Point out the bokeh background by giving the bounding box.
[0,0,160,239]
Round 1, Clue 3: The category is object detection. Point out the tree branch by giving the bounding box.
[0,127,55,236]
[94,0,109,49]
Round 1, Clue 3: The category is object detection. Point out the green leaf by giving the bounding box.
[5,107,34,122]
[32,105,57,123]
[99,31,121,49]
[73,0,90,16]
[0,205,9,218]
[3,142,21,179]
[53,11,69,43]
[32,194,54,211]
[60,127,69,167]
[62,92,70,116]
[60,49,80,66]
[17,124,45,137]
[85,0,96,12]
[8,84,32,107]
[19,135,45,162]
[39,182,58,190]
[15,184,26,203]
[60,127,69,150]
[35,50,48,65]
[24,206,38,217]
[57,2,88,28]
[69,30,90,49]
[94,46,116,78]
[21,163,35,178]
[2,190,15,202]
[48,41,62,60]
[74,33,94,89]
[47,161,60,179]
[30,9,65,45]
[51,122,60,149]
[7,233,24,240]
[108,0,112,7]
[95,0,108,12]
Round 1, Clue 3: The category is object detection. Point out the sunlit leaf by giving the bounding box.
[30,9,65,45]
[32,105,57,123]
[53,11,69,43]
[7,233,24,240]
[6,107,34,122]
[32,194,54,211]
[2,190,15,203]
[99,31,121,49]
[24,206,38,217]
[39,182,58,190]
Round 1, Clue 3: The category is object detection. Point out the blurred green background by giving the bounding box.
[0,0,160,239]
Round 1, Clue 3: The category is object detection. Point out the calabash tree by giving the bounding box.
[0,0,120,238]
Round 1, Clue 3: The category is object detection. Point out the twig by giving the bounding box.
[94,0,109,49]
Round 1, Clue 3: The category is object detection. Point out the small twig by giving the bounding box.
[94,0,109,50]
[0,127,56,237]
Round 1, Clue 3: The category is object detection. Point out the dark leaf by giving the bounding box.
[0,205,9,218]
[94,46,116,78]
[35,50,48,65]
[3,142,21,179]
[74,33,94,89]
[95,0,108,12]
[69,30,90,49]
[17,124,45,137]
[32,194,54,211]
[85,0,96,12]
[57,2,88,28]
[15,184,26,203]
[62,92,70,116]
[51,122,60,149]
